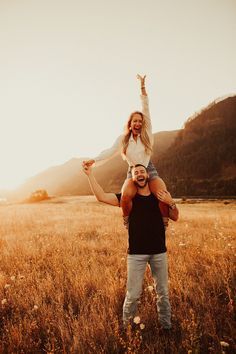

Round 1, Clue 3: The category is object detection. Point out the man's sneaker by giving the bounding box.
[123,215,129,229]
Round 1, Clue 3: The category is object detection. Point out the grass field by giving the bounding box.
[0,197,235,353]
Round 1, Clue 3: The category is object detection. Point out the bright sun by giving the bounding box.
[0,158,31,191]
[0,176,25,191]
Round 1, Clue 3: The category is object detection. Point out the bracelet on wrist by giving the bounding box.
[169,202,176,210]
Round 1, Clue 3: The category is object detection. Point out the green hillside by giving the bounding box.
[155,96,236,196]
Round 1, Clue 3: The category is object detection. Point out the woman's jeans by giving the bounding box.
[123,252,171,329]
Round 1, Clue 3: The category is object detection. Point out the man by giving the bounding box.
[83,163,179,329]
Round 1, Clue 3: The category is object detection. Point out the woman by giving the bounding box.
[83,74,167,227]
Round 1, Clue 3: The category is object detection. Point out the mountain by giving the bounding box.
[155,95,236,196]
[58,129,180,196]
[3,158,85,201]
[4,130,178,200]
[2,95,236,200]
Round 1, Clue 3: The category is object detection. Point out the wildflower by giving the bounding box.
[140,323,145,330]
[133,316,141,324]
[147,285,154,292]
[220,341,229,347]
[1,299,7,305]
[179,242,186,247]
[4,284,10,289]
[10,276,15,281]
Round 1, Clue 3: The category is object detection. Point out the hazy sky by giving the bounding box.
[0,0,236,189]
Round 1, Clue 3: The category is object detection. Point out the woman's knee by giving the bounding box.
[156,177,167,190]
[149,177,167,194]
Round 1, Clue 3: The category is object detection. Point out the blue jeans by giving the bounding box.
[123,252,171,329]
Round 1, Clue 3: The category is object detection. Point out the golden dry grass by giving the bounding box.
[0,197,235,353]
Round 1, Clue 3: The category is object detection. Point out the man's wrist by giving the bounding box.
[169,201,176,210]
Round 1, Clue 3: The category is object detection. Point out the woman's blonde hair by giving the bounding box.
[121,111,153,157]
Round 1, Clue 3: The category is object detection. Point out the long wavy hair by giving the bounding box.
[121,111,153,158]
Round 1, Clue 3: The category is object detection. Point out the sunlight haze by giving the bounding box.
[0,0,235,189]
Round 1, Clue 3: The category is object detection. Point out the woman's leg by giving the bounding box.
[148,177,167,194]
[121,178,137,218]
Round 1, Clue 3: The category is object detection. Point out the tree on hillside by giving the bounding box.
[28,189,49,202]
[157,96,236,196]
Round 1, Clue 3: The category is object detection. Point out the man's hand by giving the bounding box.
[157,190,174,206]
[137,74,146,87]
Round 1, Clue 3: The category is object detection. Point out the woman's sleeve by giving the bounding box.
[94,135,122,163]
[141,95,154,145]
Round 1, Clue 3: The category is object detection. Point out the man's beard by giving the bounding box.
[134,177,149,188]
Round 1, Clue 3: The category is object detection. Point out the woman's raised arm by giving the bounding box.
[137,74,147,96]
[137,74,153,144]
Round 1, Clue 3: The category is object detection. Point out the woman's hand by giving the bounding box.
[82,159,95,167]
[137,74,146,87]
[82,163,92,175]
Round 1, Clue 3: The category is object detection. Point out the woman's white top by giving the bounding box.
[94,95,154,168]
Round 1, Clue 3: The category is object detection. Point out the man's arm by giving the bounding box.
[169,204,179,221]
[83,165,119,206]
[157,190,179,221]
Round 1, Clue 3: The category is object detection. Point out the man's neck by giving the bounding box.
[137,185,151,196]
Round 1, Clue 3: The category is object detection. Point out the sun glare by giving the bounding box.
[0,162,31,191]
[0,176,25,191]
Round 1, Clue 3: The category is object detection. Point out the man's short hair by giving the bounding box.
[130,164,148,173]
